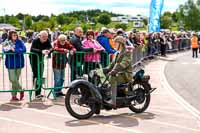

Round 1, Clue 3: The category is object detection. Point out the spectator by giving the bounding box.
[52,34,76,97]
[132,32,140,47]
[82,30,104,75]
[159,33,166,56]
[197,33,200,53]
[108,29,116,50]
[45,28,52,42]
[26,30,34,43]
[1,30,26,101]
[2,29,8,42]
[127,31,134,45]
[191,34,199,58]
[29,30,52,99]
[70,27,94,52]
[52,28,61,42]
[97,29,117,54]
[153,33,160,55]
[116,29,125,36]
[97,29,117,67]
[70,27,95,80]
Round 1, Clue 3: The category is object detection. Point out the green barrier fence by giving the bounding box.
[0,52,41,101]
[42,51,110,99]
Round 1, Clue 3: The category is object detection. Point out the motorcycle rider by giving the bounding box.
[104,36,133,108]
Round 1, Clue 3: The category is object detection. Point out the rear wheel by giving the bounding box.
[129,82,151,113]
[65,84,96,119]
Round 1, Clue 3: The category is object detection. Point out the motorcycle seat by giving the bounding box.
[117,83,129,88]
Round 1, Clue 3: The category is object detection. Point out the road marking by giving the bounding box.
[151,105,184,111]
[152,92,169,95]
[160,61,200,121]
[0,116,67,133]
[0,102,141,133]
[149,109,195,120]
[1,102,200,132]
[102,111,200,132]
[181,62,189,65]
[193,59,200,65]
[7,101,193,119]
[12,101,194,120]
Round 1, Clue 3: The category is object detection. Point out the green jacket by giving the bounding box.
[108,49,133,81]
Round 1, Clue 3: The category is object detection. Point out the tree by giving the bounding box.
[42,16,50,22]
[161,15,172,29]
[32,15,44,22]
[16,13,24,20]
[172,12,179,22]
[115,23,128,31]
[0,16,4,23]
[7,16,21,28]
[32,21,47,31]
[98,13,111,25]
[142,18,148,26]
[57,14,65,25]
[177,0,200,30]
[48,17,57,30]
[25,15,32,29]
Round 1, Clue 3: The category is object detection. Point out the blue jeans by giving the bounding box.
[53,69,65,94]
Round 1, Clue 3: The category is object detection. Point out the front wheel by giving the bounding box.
[65,84,96,119]
[129,81,151,113]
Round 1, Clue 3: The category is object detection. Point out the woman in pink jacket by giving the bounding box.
[82,30,104,75]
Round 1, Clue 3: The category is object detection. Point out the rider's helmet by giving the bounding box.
[114,36,126,50]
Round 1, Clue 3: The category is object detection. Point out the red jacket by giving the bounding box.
[52,40,76,69]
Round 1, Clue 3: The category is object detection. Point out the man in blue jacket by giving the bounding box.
[97,29,117,54]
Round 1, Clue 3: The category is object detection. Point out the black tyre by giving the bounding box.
[129,81,151,113]
[65,84,96,119]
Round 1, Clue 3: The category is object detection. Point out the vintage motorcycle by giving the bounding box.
[65,63,156,119]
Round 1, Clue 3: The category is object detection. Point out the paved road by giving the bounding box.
[165,51,200,111]
[0,51,200,133]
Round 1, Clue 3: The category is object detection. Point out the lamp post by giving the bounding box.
[3,8,5,23]
[0,8,6,23]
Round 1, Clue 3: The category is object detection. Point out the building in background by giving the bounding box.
[111,15,146,28]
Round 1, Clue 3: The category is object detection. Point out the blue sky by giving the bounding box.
[0,0,188,16]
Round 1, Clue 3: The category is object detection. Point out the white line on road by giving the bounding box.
[160,61,200,121]
[103,111,200,132]
[1,96,200,132]
[0,116,68,133]
[181,62,189,65]
[0,102,141,133]
[149,109,195,119]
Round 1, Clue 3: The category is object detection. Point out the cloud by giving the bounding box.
[0,0,189,16]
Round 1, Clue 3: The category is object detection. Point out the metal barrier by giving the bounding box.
[131,38,191,65]
[0,52,41,101]
[43,38,191,98]
[0,38,191,100]
[41,51,110,98]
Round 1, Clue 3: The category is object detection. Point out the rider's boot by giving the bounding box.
[106,87,117,109]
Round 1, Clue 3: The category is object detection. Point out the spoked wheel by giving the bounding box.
[65,84,96,119]
[129,82,151,113]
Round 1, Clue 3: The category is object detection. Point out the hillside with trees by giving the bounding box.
[2,0,200,33]
[0,9,124,31]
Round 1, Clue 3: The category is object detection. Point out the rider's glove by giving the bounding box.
[103,68,109,74]
[109,70,117,76]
